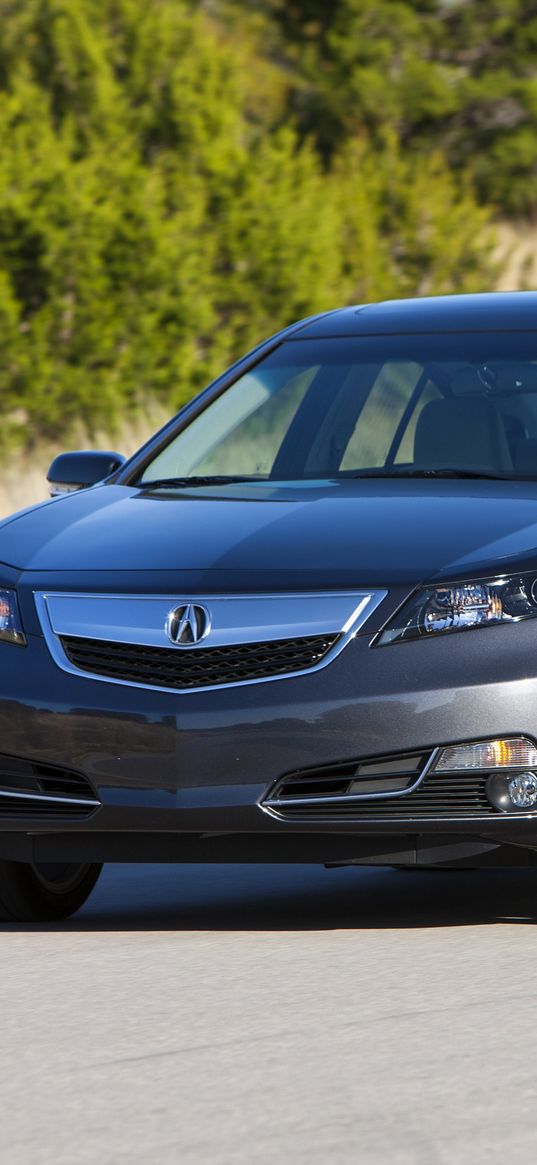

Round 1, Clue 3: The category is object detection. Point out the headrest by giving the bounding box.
[514,438,537,474]
[414,396,513,472]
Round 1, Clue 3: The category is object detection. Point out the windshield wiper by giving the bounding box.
[342,467,515,481]
[140,468,525,489]
[139,474,267,490]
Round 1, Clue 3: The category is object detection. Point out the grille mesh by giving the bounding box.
[60,633,338,690]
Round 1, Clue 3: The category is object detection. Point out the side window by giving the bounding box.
[340,362,423,470]
[394,380,443,463]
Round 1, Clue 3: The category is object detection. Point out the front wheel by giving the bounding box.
[0,860,103,921]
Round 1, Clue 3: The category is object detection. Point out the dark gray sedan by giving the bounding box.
[2,291,537,920]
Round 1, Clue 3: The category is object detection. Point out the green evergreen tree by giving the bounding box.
[0,0,496,448]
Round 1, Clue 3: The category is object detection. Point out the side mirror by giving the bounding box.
[47,451,126,498]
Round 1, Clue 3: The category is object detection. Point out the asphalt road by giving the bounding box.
[2,862,537,1165]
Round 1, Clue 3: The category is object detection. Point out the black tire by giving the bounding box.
[0,860,103,921]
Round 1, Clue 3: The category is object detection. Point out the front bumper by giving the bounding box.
[3,593,537,864]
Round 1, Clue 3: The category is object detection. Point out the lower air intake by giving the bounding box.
[263,750,500,820]
[0,755,100,818]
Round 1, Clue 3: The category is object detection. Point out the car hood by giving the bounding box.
[2,480,537,586]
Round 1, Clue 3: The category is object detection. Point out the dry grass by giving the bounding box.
[494,221,537,291]
[0,405,170,520]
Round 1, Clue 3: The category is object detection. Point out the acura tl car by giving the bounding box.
[4,292,537,919]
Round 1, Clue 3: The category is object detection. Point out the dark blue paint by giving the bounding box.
[1,477,537,584]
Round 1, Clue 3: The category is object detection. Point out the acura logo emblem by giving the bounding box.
[165,603,211,647]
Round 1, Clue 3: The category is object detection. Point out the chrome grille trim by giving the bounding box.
[0,788,99,808]
[35,589,387,694]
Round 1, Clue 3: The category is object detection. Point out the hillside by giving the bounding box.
[0,0,536,515]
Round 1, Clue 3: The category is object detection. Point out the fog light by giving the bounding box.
[508,773,537,809]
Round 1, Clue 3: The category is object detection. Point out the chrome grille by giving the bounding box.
[60,633,338,690]
[36,589,387,693]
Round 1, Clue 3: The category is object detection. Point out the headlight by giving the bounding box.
[0,589,26,646]
[377,571,537,646]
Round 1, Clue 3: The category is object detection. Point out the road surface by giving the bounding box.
[1,862,537,1164]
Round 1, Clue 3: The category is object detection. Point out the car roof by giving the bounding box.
[294,291,537,338]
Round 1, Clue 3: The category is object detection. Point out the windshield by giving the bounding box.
[139,333,537,485]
